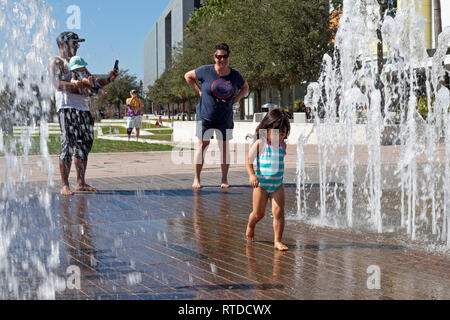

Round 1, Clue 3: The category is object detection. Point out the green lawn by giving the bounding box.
[101,124,170,133]
[101,126,128,135]
[146,129,173,135]
[0,135,63,156]
[141,122,156,129]
[0,135,174,156]
[141,122,170,129]
[91,138,173,152]
[140,134,173,142]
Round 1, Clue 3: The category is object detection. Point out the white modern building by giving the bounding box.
[143,0,202,89]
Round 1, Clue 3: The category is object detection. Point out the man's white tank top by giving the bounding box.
[54,56,90,112]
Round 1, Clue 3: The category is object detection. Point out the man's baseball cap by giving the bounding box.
[130,89,137,94]
[56,31,85,46]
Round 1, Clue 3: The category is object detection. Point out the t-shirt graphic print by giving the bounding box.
[211,78,235,102]
[195,64,245,123]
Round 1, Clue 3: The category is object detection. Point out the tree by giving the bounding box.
[184,0,230,69]
[330,0,343,10]
[1,81,42,134]
[330,8,343,45]
[0,86,15,135]
[375,0,397,117]
[148,0,336,118]
[219,0,271,114]
[101,69,139,118]
[214,0,333,113]
[147,0,231,118]
[263,0,333,112]
[433,0,442,48]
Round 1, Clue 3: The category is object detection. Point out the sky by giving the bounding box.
[4,0,449,83]
[44,0,449,83]
[46,0,171,81]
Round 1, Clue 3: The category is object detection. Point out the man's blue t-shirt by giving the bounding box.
[195,64,245,123]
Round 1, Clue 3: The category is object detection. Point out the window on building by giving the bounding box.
[165,12,172,69]
[194,0,202,9]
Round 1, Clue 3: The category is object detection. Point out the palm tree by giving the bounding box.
[374,0,398,117]
[376,0,387,117]
[433,0,442,48]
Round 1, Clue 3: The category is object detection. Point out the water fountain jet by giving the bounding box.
[1,0,59,299]
[298,0,450,252]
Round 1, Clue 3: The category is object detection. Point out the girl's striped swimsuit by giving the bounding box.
[256,139,286,196]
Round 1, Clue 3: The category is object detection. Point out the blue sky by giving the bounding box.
[46,0,171,82]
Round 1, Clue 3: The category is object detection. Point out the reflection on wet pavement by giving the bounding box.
[2,171,450,300]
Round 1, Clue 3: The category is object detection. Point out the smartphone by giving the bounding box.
[114,60,119,71]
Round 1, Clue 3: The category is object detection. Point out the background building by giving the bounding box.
[144,0,449,119]
[143,0,202,89]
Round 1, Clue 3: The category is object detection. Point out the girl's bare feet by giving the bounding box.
[60,185,73,196]
[246,224,255,242]
[274,242,288,251]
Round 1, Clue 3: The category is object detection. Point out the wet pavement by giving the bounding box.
[2,167,449,300]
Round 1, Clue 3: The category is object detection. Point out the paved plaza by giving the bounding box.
[1,146,449,300]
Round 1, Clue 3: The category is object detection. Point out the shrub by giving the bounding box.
[416,96,435,120]
[294,99,304,112]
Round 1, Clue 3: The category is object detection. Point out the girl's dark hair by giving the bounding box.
[254,108,291,140]
[214,43,230,54]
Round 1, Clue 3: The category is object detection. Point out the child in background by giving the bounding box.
[155,116,163,128]
[69,56,107,98]
[245,109,291,251]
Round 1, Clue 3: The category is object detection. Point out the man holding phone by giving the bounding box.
[126,89,144,141]
[50,31,119,195]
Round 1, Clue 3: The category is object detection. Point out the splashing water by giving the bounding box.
[298,0,450,252]
[1,0,58,298]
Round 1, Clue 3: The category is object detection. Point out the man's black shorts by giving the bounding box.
[196,119,234,141]
[58,108,95,162]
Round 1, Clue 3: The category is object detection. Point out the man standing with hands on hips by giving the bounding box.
[50,31,119,195]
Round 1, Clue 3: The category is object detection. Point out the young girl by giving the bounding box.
[245,109,291,251]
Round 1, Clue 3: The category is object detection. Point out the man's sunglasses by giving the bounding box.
[215,54,229,60]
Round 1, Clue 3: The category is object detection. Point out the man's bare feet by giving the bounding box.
[221,179,230,189]
[60,185,73,196]
[75,184,98,192]
[246,224,255,242]
[274,242,288,251]
[192,179,201,189]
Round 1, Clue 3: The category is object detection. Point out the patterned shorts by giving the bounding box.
[58,108,95,162]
